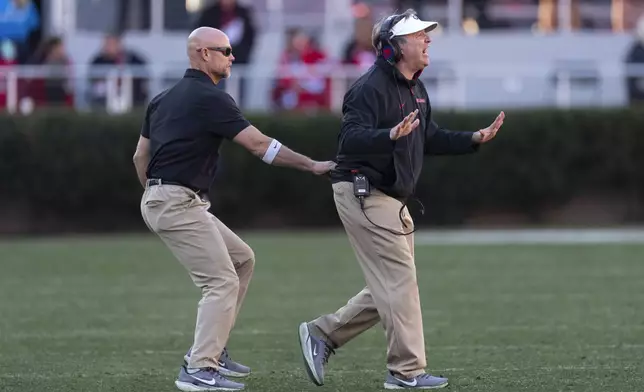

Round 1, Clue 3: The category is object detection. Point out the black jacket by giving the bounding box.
[330,57,478,200]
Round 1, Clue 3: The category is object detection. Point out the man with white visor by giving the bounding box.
[297,8,504,390]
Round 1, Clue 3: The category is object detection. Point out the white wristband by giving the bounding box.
[262,139,282,164]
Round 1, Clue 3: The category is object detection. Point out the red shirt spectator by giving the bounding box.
[272,29,331,112]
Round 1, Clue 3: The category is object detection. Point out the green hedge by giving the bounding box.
[1,108,643,234]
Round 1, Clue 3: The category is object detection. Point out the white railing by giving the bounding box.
[2,62,644,114]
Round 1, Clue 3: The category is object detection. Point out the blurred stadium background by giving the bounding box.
[1,1,643,392]
[3,0,644,112]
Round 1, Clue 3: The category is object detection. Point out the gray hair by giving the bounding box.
[371,9,417,53]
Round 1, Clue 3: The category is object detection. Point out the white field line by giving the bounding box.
[414,228,644,245]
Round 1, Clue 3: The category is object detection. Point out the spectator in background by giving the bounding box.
[342,15,377,73]
[272,27,331,113]
[625,15,644,105]
[88,33,148,109]
[538,0,583,31]
[194,0,256,104]
[392,0,425,19]
[0,0,40,62]
[195,0,255,65]
[23,36,72,108]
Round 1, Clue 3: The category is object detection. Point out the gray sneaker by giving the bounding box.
[384,372,449,389]
[298,322,335,386]
[184,347,251,378]
[175,366,244,391]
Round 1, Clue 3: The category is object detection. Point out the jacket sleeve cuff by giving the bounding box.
[460,131,480,153]
[468,136,481,153]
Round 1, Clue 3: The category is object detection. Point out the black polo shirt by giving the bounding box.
[141,69,250,193]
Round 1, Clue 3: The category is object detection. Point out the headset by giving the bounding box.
[377,14,404,65]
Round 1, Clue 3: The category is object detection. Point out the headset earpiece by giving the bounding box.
[378,15,402,65]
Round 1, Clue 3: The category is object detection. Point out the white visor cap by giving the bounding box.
[390,14,438,37]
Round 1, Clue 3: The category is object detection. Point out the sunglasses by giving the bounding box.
[197,46,233,57]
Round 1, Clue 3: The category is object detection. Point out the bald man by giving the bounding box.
[133,27,336,391]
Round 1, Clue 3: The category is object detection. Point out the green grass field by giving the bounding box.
[1,232,643,391]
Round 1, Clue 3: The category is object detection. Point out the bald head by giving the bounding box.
[186,27,235,83]
[187,27,229,62]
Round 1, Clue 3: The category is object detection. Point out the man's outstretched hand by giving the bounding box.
[390,109,420,140]
[311,160,337,176]
[473,111,505,144]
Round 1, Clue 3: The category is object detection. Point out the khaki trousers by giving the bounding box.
[140,184,255,369]
[310,181,426,378]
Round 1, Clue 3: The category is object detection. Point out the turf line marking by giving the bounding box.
[415,228,644,245]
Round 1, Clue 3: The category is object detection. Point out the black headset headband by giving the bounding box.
[378,15,396,51]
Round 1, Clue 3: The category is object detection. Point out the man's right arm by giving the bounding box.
[133,135,150,188]
[133,104,152,188]
[338,85,396,154]
[210,93,335,175]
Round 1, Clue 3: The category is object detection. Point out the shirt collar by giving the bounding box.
[375,57,423,86]
[184,68,213,82]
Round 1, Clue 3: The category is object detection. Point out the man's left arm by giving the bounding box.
[424,119,478,156]
[425,111,505,155]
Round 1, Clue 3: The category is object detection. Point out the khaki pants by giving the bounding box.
[140,184,255,369]
[310,181,426,378]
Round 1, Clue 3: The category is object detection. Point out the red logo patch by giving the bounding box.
[416,98,426,103]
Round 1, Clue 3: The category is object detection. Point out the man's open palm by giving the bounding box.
[474,111,505,143]
[390,109,420,140]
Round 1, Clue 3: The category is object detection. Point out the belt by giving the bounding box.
[146,178,208,199]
